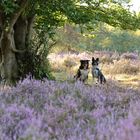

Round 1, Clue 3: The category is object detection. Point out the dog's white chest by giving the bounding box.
[80,69,89,80]
[92,67,99,77]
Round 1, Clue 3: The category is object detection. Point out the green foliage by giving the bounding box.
[29,28,56,80]
[1,0,18,14]
[89,23,140,53]
[1,0,139,30]
[53,23,140,54]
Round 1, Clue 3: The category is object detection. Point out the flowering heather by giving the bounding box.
[0,77,140,140]
[120,52,139,60]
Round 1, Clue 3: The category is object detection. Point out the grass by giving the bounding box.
[48,51,140,89]
[111,73,140,88]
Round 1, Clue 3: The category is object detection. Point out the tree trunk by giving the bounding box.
[14,16,27,52]
[26,15,35,47]
[0,0,29,85]
[0,30,18,85]
[14,15,35,78]
[14,16,27,78]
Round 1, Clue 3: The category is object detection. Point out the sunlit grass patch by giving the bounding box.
[111,73,140,89]
[134,30,140,36]
[52,72,68,81]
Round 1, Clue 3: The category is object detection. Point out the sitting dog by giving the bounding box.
[74,60,90,83]
[91,57,106,84]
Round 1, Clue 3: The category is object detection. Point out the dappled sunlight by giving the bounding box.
[134,30,140,36]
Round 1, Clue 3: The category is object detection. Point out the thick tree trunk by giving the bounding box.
[14,16,27,52]
[14,16,27,78]
[0,30,18,85]
[14,15,35,78]
[0,0,29,85]
[0,15,34,84]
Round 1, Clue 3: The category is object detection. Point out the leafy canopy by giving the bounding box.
[0,0,139,30]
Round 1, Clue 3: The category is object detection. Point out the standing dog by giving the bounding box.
[74,60,90,83]
[91,57,106,84]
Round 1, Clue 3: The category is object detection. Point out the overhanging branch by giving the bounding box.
[9,0,28,31]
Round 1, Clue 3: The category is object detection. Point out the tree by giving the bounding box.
[0,0,139,84]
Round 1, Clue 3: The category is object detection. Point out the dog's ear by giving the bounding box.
[80,60,85,66]
[96,58,99,62]
[92,57,95,61]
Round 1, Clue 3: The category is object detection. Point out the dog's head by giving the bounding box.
[92,57,99,67]
[80,60,90,69]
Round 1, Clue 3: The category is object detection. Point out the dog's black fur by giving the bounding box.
[91,57,106,84]
[74,60,90,82]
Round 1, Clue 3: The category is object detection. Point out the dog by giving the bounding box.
[91,57,106,84]
[74,60,90,83]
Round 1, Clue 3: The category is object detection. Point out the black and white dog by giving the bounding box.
[74,60,90,83]
[91,57,106,84]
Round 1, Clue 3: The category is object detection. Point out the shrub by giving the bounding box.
[0,77,140,139]
[105,59,140,75]
[120,52,139,60]
[63,57,77,68]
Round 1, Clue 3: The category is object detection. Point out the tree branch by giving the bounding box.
[26,14,35,47]
[9,0,28,31]
[10,29,25,53]
[0,10,4,28]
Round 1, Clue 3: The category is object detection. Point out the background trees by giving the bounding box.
[0,0,139,84]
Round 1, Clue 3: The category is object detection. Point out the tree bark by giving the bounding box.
[0,0,28,85]
[14,16,27,78]
[26,15,35,47]
[14,15,35,78]
[0,30,18,85]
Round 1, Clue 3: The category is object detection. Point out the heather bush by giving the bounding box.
[0,77,140,140]
[63,57,77,68]
[104,59,140,75]
[93,51,114,63]
[120,52,139,60]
